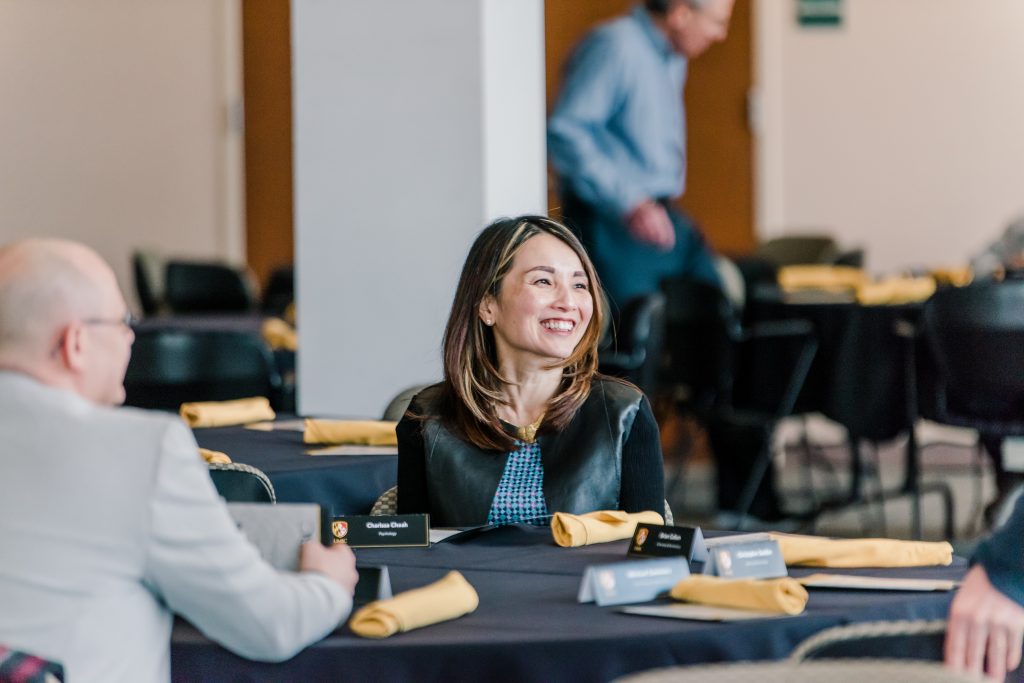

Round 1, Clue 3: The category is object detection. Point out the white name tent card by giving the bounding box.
[703,539,787,579]
[578,558,690,607]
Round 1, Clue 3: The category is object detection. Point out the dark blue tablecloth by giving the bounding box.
[193,424,396,516]
[171,526,965,683]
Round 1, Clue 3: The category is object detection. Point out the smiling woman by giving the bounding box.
[396,216,665,527]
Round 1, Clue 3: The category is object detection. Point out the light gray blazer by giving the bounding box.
[0,372,350,682]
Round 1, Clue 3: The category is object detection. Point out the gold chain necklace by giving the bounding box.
[516,413,545,444]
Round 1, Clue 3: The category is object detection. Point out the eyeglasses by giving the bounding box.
[82,312,138,329]
[50,312,136,357]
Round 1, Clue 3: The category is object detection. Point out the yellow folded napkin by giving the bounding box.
[349,571,478,638]
[550,510,663,548]
[670,575,808,615]
[302,419,398,446]
[261,317,298,351]
[769,533,953,568]
[855,276,936,306]
[198,448,232,464]
[930,266,973,288]
[778,265,867,292]
[179,397,276,428]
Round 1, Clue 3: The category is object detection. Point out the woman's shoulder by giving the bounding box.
[587,375,645,408]
[404,382,445,417]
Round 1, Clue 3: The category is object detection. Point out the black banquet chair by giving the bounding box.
[261,265,294,317]
[123,329,282,411]
[598,292,667,399]
[164,260,256,313]
[789,619,946,663]
[918,280,1024,430]
[907,280,1024,528]
[661,277,817,524]
[207,462,277,504]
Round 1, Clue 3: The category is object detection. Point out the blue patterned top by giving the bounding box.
[487,440,550,526]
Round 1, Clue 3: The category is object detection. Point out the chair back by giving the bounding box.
[124,329,281,410]
[923,281,1024,423]
[370,486,398,515]
[208,462,276,503]
[789,619,946,663]
[754,234,839,267]
[660,278,735,416]
[613,659,975,683]
[661,276,817,521]
[164,261,255,313]
[261,265,294,316]
[382,385,430,422]
[133,249,167,316]
[599,292,667,398]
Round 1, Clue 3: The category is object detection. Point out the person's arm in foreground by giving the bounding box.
[946,494,1024,680]
[144,420,357,661]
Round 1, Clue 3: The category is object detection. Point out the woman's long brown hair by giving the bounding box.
[431,215,605,451]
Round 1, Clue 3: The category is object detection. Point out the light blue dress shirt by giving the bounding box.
[548,6,688,219]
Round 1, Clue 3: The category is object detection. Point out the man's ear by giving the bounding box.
[56,322,87,373]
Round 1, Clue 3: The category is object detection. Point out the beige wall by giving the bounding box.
[0,0,243,309]
[755,0,1024,273]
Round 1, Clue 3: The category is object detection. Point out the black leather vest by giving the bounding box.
[414,378,643,527]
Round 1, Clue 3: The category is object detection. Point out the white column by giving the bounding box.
[293,0,546,417]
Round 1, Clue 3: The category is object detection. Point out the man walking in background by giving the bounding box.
[548,0,735,316]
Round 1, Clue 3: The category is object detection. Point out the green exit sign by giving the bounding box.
[797,0,842,27]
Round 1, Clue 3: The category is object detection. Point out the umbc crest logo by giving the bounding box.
[635,527,649,546]
[332,520,349,541]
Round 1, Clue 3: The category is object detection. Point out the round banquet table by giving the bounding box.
[193,423,397,516]
[171,526,965,683]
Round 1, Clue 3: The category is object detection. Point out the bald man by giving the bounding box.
[0,239,357,682]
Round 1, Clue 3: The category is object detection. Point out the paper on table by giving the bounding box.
[245,418,307,432]
[620,603,789,622]
[797,573,957,592]
[305,445,398,456]
[429,529,463,544]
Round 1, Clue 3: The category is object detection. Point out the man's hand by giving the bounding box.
[945,564,1024,680]
[300,541,358,596]
[627,200,676,251]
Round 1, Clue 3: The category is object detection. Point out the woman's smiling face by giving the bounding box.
[480,233,594,368]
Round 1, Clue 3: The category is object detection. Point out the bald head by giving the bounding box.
[0,239,134,405]
[0,240,109,354]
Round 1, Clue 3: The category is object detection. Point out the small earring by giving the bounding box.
[484,319,493,326]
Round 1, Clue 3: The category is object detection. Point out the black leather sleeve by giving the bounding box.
[618,395,665,513]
